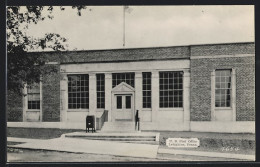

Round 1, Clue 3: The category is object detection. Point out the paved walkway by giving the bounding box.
[7,137,255,161]
[8,137,158,159]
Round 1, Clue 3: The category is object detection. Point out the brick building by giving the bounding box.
[7,42,255,133]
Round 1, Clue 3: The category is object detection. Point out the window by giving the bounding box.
[117,96,122,109]
[68,74,89,109]
[27,83,40,109]
[142,72,151,108]
[96,74,105,108]
[112,73,135,88]
[125,96,131,109]
[215,70,231,107]
[159,71,183,108]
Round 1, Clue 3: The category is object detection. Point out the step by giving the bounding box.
[118,141,159,145]
[102,125,135,128]
[102,124,135,127]
[65,135,155,138]
[65,137,155,141]
[103,122,135,125]
[62,132,159,144]
[101,122,136,132]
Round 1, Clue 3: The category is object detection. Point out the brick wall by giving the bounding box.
[42,64,60,122]
[28,45,190,63]
[190,43,255,121]
[191,43,255,57]
[7,90,23,121]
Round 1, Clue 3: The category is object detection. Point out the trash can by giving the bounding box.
[86,115,95,133]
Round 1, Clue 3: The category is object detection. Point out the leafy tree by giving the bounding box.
[7,6,86,94]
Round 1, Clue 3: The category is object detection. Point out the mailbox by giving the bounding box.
[86,115,95,133]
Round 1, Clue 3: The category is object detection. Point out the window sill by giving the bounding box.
[67,109,89,112]
[142,108,152,111]
[26,110,40,112]
[96,109,105,112]
[215,107,232,110]
[159,108,184,111]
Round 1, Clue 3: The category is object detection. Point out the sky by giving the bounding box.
[24,5,254,51]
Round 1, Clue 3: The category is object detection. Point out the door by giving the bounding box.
[114,95,133,121]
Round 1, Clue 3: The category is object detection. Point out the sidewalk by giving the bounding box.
[7,137,255,161]
[7,137,158,159]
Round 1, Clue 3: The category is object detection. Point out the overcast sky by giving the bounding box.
[24,5,254,51]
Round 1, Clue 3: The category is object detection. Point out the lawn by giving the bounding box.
[7,127,84,139]
[152,131,255,155]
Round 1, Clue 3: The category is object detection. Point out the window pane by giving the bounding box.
[179,102,183,107]
[117,96,122,109]
[126,96,131,109]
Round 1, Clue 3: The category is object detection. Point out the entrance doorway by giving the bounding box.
[111,82,135,122]
[114,95,133,121]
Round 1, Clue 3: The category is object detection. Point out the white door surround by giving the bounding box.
[111,82,135,122]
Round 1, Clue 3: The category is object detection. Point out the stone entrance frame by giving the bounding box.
[111,82,135,122]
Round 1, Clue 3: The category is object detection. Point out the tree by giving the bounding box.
[7,6,87,94]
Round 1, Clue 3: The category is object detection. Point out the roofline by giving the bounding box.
[60,57,190,65]
[27,41,255,54]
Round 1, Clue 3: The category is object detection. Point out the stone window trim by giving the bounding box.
[67,109,90,112]
[211,68,236,121]
[27,83,41,110]
[22,81,43,121]
[158,108,184,111]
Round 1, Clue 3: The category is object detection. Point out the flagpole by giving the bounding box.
[123,6,125,47]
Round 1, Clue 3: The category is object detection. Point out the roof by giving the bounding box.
[26,42,255,64]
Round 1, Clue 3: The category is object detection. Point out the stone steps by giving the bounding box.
[66,135,155,138]
[101,122,136,132]
[63,131,159,144]
[66,137,155,141]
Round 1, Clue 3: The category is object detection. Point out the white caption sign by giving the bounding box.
[166,138,200,148]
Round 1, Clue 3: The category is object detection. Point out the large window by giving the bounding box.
[215,70,231,107]
[159,71,183,108]
[142,72,151,108]
[27,83,40,109]
[112,73,135,88]
[96,74,105,108]
[68,74,89,109]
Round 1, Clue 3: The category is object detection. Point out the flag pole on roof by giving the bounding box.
[123,6,133,47]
